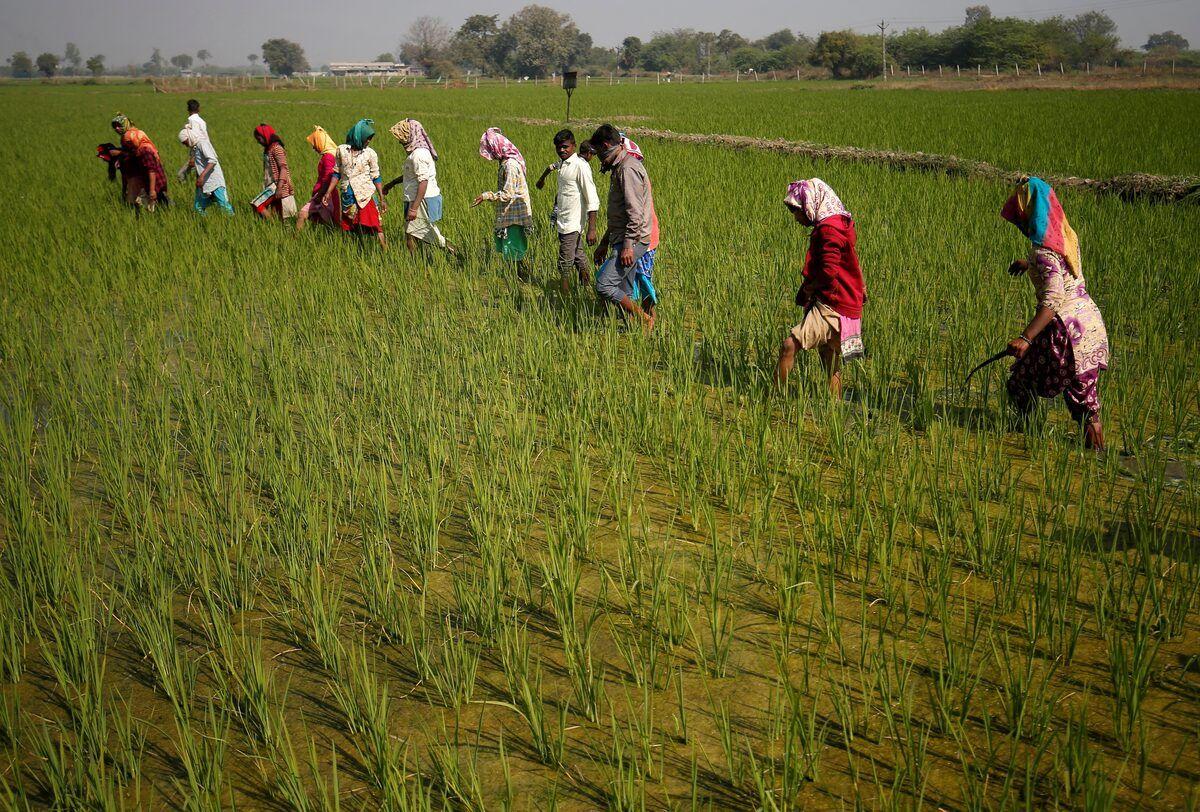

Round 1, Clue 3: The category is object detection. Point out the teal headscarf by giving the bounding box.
[346,119,375,150]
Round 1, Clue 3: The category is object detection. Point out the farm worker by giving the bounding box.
[177,98,212,182]
[775,178,866,399]
[1001,177,1109,450]
[385,119,459,258]
[472,127,533,275]
[95,143,134,203]
[252,124,296,220]
[186,99,209,141]
[331,119,387,250]
[588,124,659,332]
[177,125,233,215]
[534,128,599,294]
[296,126,340,230]
[110,114,169,209]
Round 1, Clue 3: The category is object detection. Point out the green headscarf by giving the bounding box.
[111,113,130,131]
[346,119,375,150]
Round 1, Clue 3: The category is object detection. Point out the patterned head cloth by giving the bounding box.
[784,178,850,226]
[620,133,644,161]
[346,119,375,150]
[111,113,130,132]
[479,127,525,169]
[390,119,438,160]
[306,125,337,155]
[1001,177,1082,277]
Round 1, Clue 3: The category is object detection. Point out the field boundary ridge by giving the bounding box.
[517,118,1200,204]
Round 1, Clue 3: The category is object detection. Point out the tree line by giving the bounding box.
[4,4,1196,80]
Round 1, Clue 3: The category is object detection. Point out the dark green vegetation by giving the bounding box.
[0,83,1197,808]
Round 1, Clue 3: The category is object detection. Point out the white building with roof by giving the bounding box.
[328,61,424,77]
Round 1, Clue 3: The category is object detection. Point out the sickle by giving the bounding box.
[963,349,1011,388]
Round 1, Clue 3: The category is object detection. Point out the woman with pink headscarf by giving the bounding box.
[472,127,534,271]
[775,178,866,399]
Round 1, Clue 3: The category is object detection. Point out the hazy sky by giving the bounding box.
[2,0,1196,67]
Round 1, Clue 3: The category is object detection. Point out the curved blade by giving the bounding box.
[963,349,1010,388]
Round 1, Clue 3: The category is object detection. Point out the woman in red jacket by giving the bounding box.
[775,178,866,399]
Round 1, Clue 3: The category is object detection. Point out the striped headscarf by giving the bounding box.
[1001,177,1082,277]
[346,119,375,150]
[479,127,525,169]
[306,125,337,155]
[390,119,438,160]
[785,178,850,226]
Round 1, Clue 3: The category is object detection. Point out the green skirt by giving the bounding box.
[494,225,528,261]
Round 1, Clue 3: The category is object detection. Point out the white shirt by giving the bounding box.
[402,147,440,201]
[187,113,209,142]
[554,153,599,235]
[190,138,225,194]
[335,144,380,207]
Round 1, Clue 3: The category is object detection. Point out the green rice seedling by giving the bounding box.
[559,443,596,559]
[172,699,229,812]
[928,604,985,734]
[693,516,736,678]
[709,693,745,788]
[27,719,118,810]
[361,534,410,641]
[0,574,27,683]
[424,620,481,709]
[428,723,488,812]
[267,722,319,812]
[281,561,345,676]
[451,528,509,642]
[1106,613,1161,752]
[121,581,196,721]
[0,692,18,751]
[619,681,660,780]
[604,715,648,812]
[330,643,408,802]
[206,623,283,750]
[542,523,603,721]
[500,622,567,767]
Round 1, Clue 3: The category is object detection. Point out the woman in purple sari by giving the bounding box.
[1001,177,1109,450]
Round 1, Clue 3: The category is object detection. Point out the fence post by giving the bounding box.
[1015,62,1019,76]
[610,72,613,85]
[1037,62,1041,76]
[1060,62,1064,74]
[735,70,739,82]
[995,64,999,76]
[1086,62,1090,74]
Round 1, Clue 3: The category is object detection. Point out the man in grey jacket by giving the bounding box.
[590,124,657,332]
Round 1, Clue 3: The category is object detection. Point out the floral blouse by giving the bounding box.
[1028,247,1109,375]
[479,158,533,230]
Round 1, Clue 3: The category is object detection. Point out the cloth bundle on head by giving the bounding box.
[254,124,282,150]
[1001,177,1082,277]
[479,127,525,169]
[784,178,850,226]
[390,119,438,160]
[346,119,375,150]
[619,132,643,161]
[306,125,337,155]
[178,126,200,147]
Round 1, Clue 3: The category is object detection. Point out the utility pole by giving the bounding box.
[878,20,889,80]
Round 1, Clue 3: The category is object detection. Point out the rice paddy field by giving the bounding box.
[0,81,1198,809]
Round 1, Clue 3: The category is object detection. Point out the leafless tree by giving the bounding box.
[401,16,451,68]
